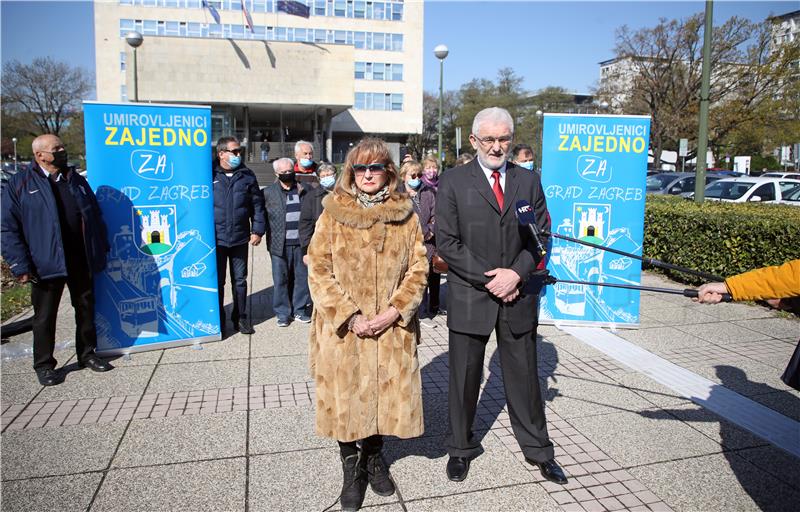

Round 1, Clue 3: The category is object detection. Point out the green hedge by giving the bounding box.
[643,196,800,285]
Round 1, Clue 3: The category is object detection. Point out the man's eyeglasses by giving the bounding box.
[473,135,513,147]
[222,148,242,156]
[352,163,386,174]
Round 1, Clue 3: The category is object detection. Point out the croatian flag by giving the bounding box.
[241,0,255,32]
[277,0,310,18]
[202,0,221,24]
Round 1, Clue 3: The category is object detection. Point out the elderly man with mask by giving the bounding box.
[293,140,319,186]
[263,157,310,326]
[1,134,112,386]
[435,107,566,485]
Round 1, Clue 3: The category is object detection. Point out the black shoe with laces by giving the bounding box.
[340,454,368,511]
[366,452,395,496]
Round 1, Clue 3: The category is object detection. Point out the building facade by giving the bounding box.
[94,0,423,162]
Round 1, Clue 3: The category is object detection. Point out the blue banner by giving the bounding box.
[539,114,651,327]
[84,102,220,354]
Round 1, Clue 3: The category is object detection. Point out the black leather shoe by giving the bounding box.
[36,368,63,386]
[446,456,470,482]
[79,356,114,373]
[238,319,255,335]
[527,458,567,484]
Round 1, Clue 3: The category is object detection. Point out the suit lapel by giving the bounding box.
[501,164,520,219]
[470,160,501,214]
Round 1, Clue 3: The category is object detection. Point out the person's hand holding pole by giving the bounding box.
[694,282,730,304]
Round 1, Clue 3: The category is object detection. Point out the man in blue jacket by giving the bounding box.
[213,136,267,334]
[1,134,112,386]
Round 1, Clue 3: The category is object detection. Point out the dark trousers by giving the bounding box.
[338,435,384,458]
[445,319,554,463]
[270,244,309,322]
[427,262,441,313]
[31,271,97,371]
[217,243,250,323]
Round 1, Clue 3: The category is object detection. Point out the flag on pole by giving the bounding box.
[241,0,255,32]
[277,0,310,18]
[202,0,221,24]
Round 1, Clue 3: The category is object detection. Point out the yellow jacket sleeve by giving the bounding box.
[724,259,800,301]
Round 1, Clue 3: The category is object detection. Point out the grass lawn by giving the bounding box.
[1,283,31,320]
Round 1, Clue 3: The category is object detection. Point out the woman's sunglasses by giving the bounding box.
[352,163,386,174]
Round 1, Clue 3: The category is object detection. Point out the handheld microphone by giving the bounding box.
[515,200,547,258]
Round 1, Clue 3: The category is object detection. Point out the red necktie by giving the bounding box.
[491,170,504,210]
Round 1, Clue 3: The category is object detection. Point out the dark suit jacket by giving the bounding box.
[435,159,550,336]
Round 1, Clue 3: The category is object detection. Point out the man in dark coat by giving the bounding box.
[1,134,112,386]
[298,162,336,264]
[264,157,309,326]
[213,136,267,334]
[435,107,566,485]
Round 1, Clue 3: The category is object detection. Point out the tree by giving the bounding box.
[597,14,800,165]
[1,57,92,137]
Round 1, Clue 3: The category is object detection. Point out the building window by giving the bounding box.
[392,63,402,80]
[353,92,403,111]
[355,62,365,79]
[120,52,127,71]
[121,84,128,102]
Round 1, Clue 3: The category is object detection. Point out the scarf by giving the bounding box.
[421,172,439,192]
[355,185,390,208]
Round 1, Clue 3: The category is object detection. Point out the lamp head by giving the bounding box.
[125,31,144,48]
[434,44,449,60]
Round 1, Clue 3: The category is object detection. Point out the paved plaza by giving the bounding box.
[1,248,799,511]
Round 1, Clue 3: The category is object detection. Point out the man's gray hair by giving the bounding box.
[472,107,514,135]
[294,140,313,154]
[273,157,294,172]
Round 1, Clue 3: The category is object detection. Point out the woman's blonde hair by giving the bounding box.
[422,155,440,173]
[399,160,423,180]
[334,137,405,200]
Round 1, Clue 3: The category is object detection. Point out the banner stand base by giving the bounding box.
[96,334,221,357]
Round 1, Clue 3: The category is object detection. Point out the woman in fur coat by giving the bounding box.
[307,138,429,511]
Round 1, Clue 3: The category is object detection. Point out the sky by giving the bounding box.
[1,0,797,98]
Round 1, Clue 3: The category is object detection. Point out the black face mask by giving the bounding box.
[51,150,69,169]
[278,172,296,183]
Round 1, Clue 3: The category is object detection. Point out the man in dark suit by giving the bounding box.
[435,107,566,484]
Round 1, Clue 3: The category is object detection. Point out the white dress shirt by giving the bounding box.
[477,159,507,191]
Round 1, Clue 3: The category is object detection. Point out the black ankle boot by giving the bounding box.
[366,451,395,496]
[340,453,367,511]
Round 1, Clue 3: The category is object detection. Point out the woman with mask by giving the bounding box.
[420,155,443,317]
[300,162,337,265]
[307,138,428,512]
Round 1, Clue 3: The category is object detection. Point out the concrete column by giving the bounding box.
[243,106,251,161]
[325,108,333,163]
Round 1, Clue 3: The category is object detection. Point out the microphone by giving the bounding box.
[515,200,547,258]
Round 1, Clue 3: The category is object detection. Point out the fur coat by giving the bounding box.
[307,192,429,441]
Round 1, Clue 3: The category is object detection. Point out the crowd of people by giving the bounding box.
[2,107,797,512]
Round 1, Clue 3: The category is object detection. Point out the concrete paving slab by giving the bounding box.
[103,349,163,367]
[1,422,126,480]
[250,354,311,386]
[0,348,77,375]
[613,372,691,408]
[420,392,451,437]
[638,295,684,313]
[630,452,800,512]
[249,449,399,511]
[146,359,249,393]
[249,405,332,454]
[642,306,719,327]
[733,445,800,489]
[647,403,768,451]
[614,326,708,354]
[33,365,154,403]
[113,411,246,468]
[682,361,793,398]
[544,334,605,360]
[92,458,246,512]
[0,472,102,512]
[404,482,560,511]
[1,372,42,406]
[675,322,772,345]
[697,302,777,322]
[748,391,800,421]
[569,409,723,467]
[545,373,655,419]
[159,336,249,364]
[382,433,535,502]
[733,318,800,340]
[250,327,309,358]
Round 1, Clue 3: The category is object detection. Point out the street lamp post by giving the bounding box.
[535,110,543,171]
[11,137,17,172]
[125,31,144,102]
[434,44,449,166]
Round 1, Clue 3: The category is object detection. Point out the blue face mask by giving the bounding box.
[518,161,534,171]
[319,176,336,189]
[407,178,422,189]
[300,158,314,168]
[228,155,241,168]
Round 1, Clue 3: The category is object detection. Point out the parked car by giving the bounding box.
[646,172,727,196]
[703,177,800,203]
[761,171,800,179]
[777,184,800,206]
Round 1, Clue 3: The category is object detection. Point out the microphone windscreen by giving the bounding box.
[515,200,536,226]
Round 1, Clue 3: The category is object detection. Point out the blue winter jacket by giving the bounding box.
[212,164,267,247]
[1,164,109,279]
